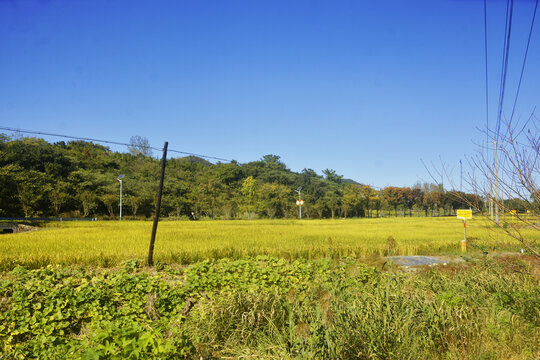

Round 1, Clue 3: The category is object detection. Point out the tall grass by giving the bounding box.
[179,257,540,359]
[0,217,537,270]
[1,256,537,359]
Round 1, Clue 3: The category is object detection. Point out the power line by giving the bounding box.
[0,126,234,163]
[495,0,514,141]
[167,149,233,163]
[509,0,538,123]
[0,126,158,150]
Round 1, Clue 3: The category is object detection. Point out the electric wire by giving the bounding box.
[509,0,539,124]
[495,0,514,141]
[0,126,155,149]
[496,0,511,135]
[0,126,234,162]
[166,149,233,162]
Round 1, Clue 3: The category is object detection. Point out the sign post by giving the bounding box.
[456,209,472,252]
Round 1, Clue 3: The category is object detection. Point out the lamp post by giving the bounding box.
[118,174,124,220]
[295,187,302,220]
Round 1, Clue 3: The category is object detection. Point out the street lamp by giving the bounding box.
[118,175,125,220]
[295,187,303,220]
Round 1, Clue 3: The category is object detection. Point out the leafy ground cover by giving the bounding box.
[1,217,537,270]
[0,256,538,359]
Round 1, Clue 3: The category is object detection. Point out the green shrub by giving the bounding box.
[0,257,537,359]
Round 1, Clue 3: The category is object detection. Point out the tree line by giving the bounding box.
[0,135,502,219]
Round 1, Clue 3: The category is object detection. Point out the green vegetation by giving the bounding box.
[1,256,538,359]
[1,218,538,270]
[1,135,495,220]
[2,136,538,359]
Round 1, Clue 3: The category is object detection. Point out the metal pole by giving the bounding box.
[148,141,168,267]
[299,189,302,220]
[119,180,123,220]
[461,220,467,252]
[460,160,462,192]
[490,142,494,220]
[118,174,125,220]
[494,140,499,225]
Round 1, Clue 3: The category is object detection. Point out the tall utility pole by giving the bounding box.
[489,140,494,221]
[148,142,168,267]
[460,160,463,192]
[489,184,494,220]
[118,174,124,220]
[494,140,499,225]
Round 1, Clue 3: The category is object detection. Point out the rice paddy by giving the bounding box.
[1,217,536,269]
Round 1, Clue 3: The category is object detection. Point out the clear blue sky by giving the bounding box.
[1,0,539,188]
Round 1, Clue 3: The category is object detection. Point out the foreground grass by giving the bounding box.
[0,217,538,270]
[0,256,538,359]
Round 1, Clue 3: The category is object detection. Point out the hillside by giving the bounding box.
[0,135,478,219]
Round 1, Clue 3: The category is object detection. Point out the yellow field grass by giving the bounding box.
[0,217,537,269]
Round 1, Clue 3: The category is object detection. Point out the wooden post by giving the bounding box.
[148,141,168,267]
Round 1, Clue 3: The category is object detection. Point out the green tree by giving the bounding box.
[361,185,377,217]
[49,181,69,217]
[241,176,258,219]
[220,190,238,220]
[343,184,362,217]
[372,190,382,217]
[407,187,422,216]
[1,137,73,178]
[101,194,117,217]
[128,136,152,157]
[323,189,341,219]
[164,172,192,218]
[16,170,48,217]
[257,182,290,219]
[255,154,295,185]
[0,164,23,216]
[313,198,326,219]
[196,177,223,219]
[125,195,143,217]
[79,191,97,217]
[383,186,406,217]
[423,190,442,217]
[322,169,343,183]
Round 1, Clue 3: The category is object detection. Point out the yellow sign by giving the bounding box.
[456,209,472,220]
[509,210,517,215]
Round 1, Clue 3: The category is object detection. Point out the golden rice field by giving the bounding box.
[0,217,538,269]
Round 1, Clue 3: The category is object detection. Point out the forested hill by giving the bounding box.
[0,135,479,219]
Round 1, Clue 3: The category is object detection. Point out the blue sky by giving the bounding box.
[1,0,539,188]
